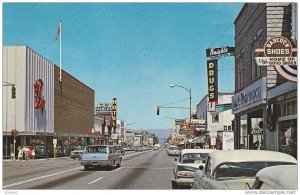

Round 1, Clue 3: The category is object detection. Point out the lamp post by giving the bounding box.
[170,84,192,129]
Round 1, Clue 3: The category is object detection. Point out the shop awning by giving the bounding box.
[210,103,232,114]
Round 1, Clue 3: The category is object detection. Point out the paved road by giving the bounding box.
[3,148,176,189]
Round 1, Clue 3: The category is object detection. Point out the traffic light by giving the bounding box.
[11,129,18,137]
[12,86,16,99]
[156,107,160,115]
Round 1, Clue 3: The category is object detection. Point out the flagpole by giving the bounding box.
[59,20,62,82]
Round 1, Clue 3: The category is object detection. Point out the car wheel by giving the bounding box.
[110,161,115,170]
[117,160,121,167]
[171,181,179,189]
[83,165,89,170]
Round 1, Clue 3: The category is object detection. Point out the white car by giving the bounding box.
[192,150,297,190]
[250,165,298,190]
[172,149,216,189]
[167,145,180,156]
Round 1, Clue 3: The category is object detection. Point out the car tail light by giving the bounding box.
[177,171,194,178]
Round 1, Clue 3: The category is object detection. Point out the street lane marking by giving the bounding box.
[114,167,123,171]
[3,166,81,189]
[88,177,103,185]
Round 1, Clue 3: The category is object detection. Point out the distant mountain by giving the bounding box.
[147,128,173,142]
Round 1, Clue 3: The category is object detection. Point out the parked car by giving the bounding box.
[172,149,216,189]
[167,145,180,156]
[135,146,145,152]
[153,146,160,150]
[192,150,297,190]
[70,146,85,159]
[35,145,46,159]
[80,145,122,170]
[250,165,297,190]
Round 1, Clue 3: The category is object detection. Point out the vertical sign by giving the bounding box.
[207,59,218,112]
[112,98,117,127]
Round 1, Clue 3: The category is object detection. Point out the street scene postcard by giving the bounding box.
[2,1,298,194]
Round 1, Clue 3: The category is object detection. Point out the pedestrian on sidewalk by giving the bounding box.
[11,152,15,160]
[32,148,36,159]
[17,146,23,160]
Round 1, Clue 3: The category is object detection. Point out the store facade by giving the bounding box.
[3,46,95,158]
[233,3,297,157]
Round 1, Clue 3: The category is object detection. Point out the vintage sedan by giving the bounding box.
[70,146,85,159]
[192,150,297,190]
[172,149,216,189]
[167,145,180,156]
[250,165,297,190]
[80,145,122,170]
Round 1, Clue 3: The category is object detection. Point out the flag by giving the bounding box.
[55,23,60,41]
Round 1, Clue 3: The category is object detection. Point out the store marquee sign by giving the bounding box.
[112,98,117,127]
[232,77,267,114]
[207,59,218,101]
[206,46,235,60]
[95,103,112,112]
[255,36,297,83]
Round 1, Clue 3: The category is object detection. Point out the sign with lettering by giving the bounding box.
[222,131,234,150]
[112,98,117,127]
[34,79,46,111]
[95,103,112,112]
[232,77,267,114]
[255,36,297,83]
[206,46,235,60]
[207,59,218,103]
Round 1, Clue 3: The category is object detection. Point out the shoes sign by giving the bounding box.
[255,36,297,83]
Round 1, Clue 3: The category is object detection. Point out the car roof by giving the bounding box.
[181,149,217,155]
[210,150,297,171]
[86,145,114,148]
[255,165,298,190]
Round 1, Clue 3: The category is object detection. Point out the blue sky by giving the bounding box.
[3,3,243,131]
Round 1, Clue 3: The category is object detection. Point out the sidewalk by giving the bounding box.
[3,156,72,161]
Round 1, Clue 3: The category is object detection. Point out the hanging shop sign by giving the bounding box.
[112,98,117,127]
[95,103,112,113]
[232,77,267,114]
[207,59,218,112]
[255,36,297,82]
[34,79,46,111]
[206,46,235,60]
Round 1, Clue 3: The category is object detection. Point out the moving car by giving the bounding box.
[153,146,160,150]
[167,145,180,156]
[250,165,297,190]
[135,146,145,152]
[172,149,216,189]
[192,150,297,190]
[80,145,122,170]
[70,146,85,159]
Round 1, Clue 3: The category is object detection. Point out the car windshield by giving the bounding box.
[170,147,179,150]
[182,153,208,163]
[215,161,296,180]
[85,146,107,153]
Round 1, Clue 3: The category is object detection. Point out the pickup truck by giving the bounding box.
[80,145,122,170]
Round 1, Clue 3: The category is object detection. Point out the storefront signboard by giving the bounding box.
[222,131,234,150]
[232,77,267,114]
[206,46,235,60]
[255,36,297,83]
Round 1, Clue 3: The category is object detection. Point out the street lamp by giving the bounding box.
[170,84,192,128]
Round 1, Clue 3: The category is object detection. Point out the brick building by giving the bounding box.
[233,3,297,158]
[3,46,95,158]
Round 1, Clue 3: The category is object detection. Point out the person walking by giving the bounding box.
[17,146,23,160]
[32,148,36,159]
[22,145,29,161]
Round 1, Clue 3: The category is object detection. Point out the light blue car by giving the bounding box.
[80,145,122,170]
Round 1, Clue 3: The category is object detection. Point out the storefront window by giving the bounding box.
[212,114,219,123]
[240,115,248,149]
[279,119,297,159]
[249,118,263,150]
